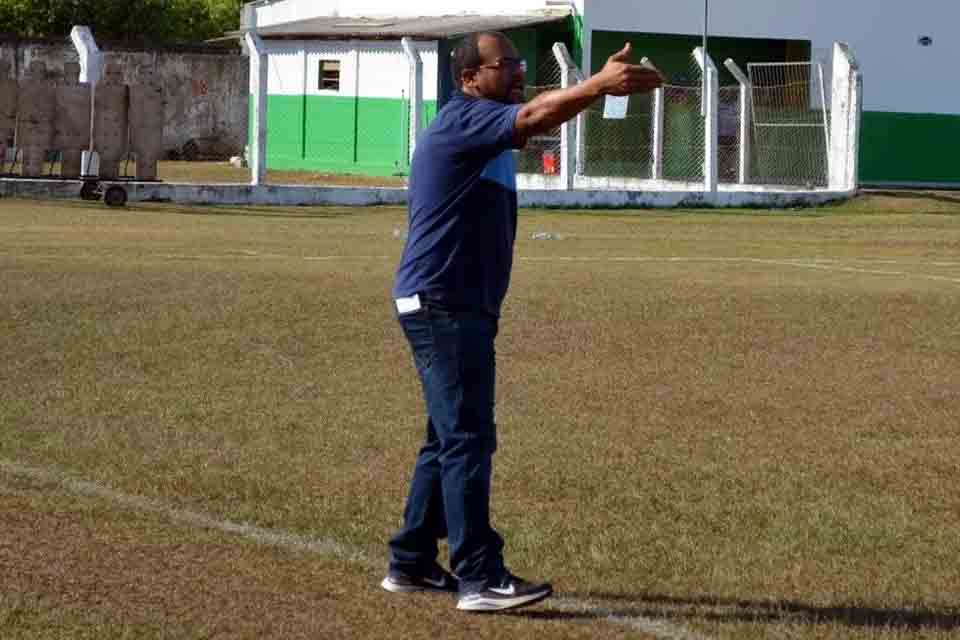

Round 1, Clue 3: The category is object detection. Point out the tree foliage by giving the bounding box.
[0,0,243,43]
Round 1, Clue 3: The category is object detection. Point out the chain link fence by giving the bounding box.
[579,90,654,179]
[519,45,842,192]
[748,62,830,187]
[516,55,563,177]
[717,85,742,184]
[661,55,705,183]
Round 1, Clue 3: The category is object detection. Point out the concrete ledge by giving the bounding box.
[1,178,853,209]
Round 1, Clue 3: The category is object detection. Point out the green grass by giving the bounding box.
[2,194,959,638]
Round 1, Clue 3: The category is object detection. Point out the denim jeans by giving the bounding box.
[389,301,505,593]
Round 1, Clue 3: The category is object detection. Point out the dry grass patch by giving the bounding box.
[0,474,638,639]
[156,161,408,188]
[2,194,959,639]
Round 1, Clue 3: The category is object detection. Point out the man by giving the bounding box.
[384,31,662,613]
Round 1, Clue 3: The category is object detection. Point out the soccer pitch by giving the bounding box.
[2,195,959,639]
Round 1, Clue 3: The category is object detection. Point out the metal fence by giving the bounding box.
[579,89,654,179]
[661,84,704,183]
[717,85,743,184]
[514,43,858,193]
[748,61,830,187]
[516,55,563,177]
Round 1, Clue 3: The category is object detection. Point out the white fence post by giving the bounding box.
[245,32,268,187]
[401,37,423,162]
[694,47,719,193]
[829,42,862,192]
[651,86,665,180]
[552,42,583,191]
[724,58,751,185]
[70,26,101,176]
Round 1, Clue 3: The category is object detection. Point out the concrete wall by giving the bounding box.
[0,38,248,158]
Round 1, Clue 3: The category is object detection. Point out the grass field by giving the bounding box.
[2,193,959,639]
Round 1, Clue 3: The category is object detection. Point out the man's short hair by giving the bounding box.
[450,31,504,86]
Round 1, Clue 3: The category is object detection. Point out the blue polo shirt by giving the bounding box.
[393,91,523,318]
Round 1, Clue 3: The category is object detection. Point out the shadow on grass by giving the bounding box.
[563,591,960,632]
[501,610,595,622]
[30,198,402,220]
[135,204,394,220]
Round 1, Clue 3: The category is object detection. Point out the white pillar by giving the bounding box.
[552,43,582,191]
[401,37,423,161]
[724,58,751,185]
[70,26,101,177]
[694,47,718,193]
[245,32,268,187]
[578,21,592,179]
[651,86,665,181]
[829,42,862,193]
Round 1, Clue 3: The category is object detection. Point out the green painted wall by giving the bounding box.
[568,13,585,66]
[590,30,809,85]
[588,31,960,185]
[860,111,960,184]
[253,96,438,176]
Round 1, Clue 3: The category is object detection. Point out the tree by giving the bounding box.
[0,0,242,42]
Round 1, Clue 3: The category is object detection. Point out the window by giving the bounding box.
[319,60,341,91]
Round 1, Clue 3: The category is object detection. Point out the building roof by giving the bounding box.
[241,10,570,40]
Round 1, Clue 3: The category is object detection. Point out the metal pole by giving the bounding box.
[701,0,709,116]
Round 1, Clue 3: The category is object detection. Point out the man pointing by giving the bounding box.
[385,31,662,612]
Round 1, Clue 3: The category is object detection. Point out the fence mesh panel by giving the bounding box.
[748,62,830,187]
[660,55,705,182]
[660,84,704,182]
[516,55,563,177]
[717,85,742,184]
[579,91,654,179]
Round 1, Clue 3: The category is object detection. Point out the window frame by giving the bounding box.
[318,59,342,93]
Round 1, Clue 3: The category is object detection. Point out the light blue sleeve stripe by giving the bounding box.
[480,150,517,192]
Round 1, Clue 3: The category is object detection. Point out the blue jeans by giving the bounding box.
[389,302,505,593]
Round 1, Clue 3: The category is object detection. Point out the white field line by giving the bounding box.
[518,256,960,285]
[7,247,960,281]
[0,459,370,566]
[746,258,960,285]
[552,598,712,640]
[1,458,712,640]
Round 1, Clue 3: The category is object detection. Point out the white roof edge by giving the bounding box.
[247,9,571,40]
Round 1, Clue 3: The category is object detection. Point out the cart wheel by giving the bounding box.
[80,180,102,201]
[104,185,128,208]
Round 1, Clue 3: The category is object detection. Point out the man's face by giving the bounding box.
[461,34,526,104]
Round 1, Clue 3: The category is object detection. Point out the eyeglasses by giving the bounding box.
[476,57,528,74]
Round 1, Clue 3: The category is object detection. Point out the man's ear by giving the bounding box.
[460,68,478,89]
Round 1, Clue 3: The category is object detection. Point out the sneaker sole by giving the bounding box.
[456,588,553,612]
[380,577,455,594]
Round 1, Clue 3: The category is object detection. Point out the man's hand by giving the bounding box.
[513,42,664,145]
[593,43,664,96]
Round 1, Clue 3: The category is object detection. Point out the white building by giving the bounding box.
[241,0,960,186]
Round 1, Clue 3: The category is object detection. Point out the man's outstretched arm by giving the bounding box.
[513,43,663,146]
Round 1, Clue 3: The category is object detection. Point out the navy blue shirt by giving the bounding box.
[393,92,522,318]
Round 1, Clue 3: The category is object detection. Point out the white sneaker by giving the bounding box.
[456,573,553,612]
